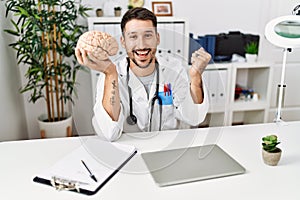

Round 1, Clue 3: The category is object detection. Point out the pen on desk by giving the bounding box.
[81,160,98,182]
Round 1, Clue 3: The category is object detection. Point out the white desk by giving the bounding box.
[1,122,300,200]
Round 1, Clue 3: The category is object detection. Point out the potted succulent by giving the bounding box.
[262,135,282,166]
[245,41,259,62]
[5,0,91,138]
[114,6,122,17]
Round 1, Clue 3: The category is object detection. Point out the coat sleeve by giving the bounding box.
[173,67,209,126]
[92,72,125,141]
[175,82,209,126]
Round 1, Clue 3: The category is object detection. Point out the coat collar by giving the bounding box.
[117,56,168,101]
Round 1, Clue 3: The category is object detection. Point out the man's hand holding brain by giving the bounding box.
[75,31,119,74]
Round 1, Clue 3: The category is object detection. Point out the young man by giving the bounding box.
[75,7,211,141]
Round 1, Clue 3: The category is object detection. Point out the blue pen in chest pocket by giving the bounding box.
[158,83,173,105]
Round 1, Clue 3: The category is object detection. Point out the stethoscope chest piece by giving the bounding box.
[126,114,137,125]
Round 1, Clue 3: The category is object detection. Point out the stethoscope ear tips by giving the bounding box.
[126,115,137,125]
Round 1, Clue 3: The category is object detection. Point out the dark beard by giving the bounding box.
[131,48,153,69]
[132,57,153,69]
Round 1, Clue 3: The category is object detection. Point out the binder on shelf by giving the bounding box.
[216,69,227,105]
[203,69,227,107]
[204,35,216,63]
[33,138,137,195]
[189,33,215,64]
[204,69,218,105]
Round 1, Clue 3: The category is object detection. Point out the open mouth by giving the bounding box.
[133,48,151,58]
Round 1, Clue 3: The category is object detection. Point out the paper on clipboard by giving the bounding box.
[33,138,137,195]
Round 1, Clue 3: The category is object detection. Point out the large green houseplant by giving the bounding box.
[5,0,91,138]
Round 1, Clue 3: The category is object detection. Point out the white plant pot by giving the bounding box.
[38,113,72,138]
[245,54,258,62]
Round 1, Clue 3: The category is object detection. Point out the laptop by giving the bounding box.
[141,144,246,187]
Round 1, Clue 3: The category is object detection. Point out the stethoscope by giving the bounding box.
[126,57,162,131]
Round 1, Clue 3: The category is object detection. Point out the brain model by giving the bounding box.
[76,31,119,60]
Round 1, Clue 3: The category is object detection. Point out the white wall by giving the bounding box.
[1,0,299,140]
[174,0,263,34]
[0,1,28,141]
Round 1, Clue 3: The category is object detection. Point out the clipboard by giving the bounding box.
[33,138,137,195]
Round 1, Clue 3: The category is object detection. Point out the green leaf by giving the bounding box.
[262,134,280,152]
[4,29,20,37]
[245,42,258,54]
[17,6,30,17]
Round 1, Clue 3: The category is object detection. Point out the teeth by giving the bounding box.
[136,50,149,55]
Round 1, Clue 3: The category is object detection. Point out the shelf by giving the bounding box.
[206,63,231,70]
[233,67,270,102]
[208,62,273,126]
[232,62,271,69]
[227,63,272,125]
[232,110,265,125]
[231,100,268,111]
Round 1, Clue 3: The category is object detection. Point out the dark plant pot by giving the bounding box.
[262,148,282,166]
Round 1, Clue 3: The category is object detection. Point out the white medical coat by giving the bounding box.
[92,56,209,141]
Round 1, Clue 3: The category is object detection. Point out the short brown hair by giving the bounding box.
[121,7,157,33]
